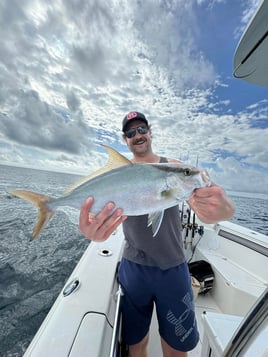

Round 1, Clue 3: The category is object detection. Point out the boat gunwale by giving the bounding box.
[218,228,268,257]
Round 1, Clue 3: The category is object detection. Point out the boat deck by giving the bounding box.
[148,292,221,356]
[138,220,268,356]
[22,221,268,356]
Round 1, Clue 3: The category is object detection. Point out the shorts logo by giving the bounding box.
[166,292,195,342]
[126,112,138,120]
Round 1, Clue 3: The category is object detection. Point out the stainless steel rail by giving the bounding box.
[109,285,123,357]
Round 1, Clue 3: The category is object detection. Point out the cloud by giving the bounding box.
[66,90,81,112]
[0,89,91,154]
[213,156,268,194]
[0,0,267,195]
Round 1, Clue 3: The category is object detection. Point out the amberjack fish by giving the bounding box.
[9,145,211,239]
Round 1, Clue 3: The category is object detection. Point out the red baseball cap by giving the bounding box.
[122,111,149,131]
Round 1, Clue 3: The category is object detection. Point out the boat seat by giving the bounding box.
[198,251,267,315]
[201,311,268,357]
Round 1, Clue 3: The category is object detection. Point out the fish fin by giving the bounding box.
[147,211,165,237]
[64,145,132,194]
[101,144,132,169]
[9,190,54,240]
[161,188,177,199]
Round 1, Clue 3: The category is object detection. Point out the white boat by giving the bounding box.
[23,212,268,357]
[24,2,268,356]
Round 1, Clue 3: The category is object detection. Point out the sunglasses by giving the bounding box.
[124,125,149,138]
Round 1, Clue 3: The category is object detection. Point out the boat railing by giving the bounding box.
[109,285,124,357]
[222,287,268,356]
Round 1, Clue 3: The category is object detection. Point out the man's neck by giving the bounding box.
[131,152,160,163]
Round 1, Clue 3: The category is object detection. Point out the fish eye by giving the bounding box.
[183,168,191,176]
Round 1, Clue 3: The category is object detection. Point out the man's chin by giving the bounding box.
[133,144,147,155]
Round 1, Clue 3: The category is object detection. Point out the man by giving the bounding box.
[79,112,234,357]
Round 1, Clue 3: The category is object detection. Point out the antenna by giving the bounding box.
[195,155,199,167]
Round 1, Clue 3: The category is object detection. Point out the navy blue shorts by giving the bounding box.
[118,258,199,352]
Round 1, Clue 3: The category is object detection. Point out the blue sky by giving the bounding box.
[0,0,267,194]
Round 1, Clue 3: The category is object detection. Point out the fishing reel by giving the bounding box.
[180,203,204,250]
[181,206,204,235]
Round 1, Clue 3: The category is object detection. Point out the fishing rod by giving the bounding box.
[180,201,184,222]
[192,212,196,238]
[185,207,191,238]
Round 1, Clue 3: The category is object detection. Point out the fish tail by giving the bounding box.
[9,190,54,240]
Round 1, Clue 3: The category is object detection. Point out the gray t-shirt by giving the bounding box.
[122,157,185,270]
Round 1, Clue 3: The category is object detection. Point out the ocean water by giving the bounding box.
[0,165,88,357]
[0,164,267,356]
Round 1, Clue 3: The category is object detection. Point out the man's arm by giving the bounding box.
[167,158,235,223]
[188,184,235,224]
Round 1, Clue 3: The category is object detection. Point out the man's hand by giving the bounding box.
[188,184,234,224]
[79,197,127,241]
